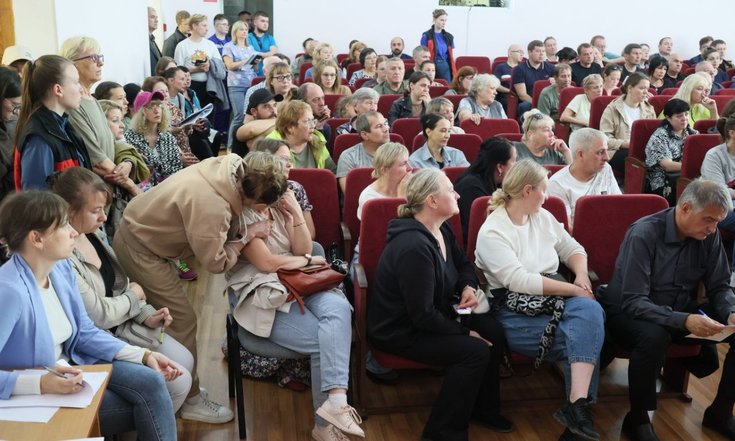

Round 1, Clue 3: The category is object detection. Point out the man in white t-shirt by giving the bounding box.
[548,128,621,227]
[174,14,222,112]
[336,111,390,191]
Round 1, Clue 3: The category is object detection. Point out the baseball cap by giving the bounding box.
[133,91,165,113]
[247,88,283,114]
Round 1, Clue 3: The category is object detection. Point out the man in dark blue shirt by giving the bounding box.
[511,40,554,117]
[598,179,735,441]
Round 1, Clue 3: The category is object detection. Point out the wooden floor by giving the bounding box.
[179,261,731,441]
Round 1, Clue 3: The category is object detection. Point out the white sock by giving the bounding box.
[328,393,348,408]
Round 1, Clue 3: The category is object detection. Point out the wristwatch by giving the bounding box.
[304,253,313,266]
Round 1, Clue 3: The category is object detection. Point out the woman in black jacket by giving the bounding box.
[0,67,20,201]
[455,137,517,245]
[368,168,513,441]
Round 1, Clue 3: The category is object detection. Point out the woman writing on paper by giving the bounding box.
[0,190,179,440]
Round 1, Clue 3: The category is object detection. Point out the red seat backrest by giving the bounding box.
[358,198,405,282]
[377,94,401,119]
[532,80,552,109]
[336,53,349,64]
[288,168,341,250]
[629,119,663,162]
[558,87,584,116]
[346,63,363,83]
[429,86,449,97]
[251,76,265,86]
[661,88,679,96]
[715,89,735,96]
[444,166,468,184]
[324,94,344,114]
[680,134,722,180]
[544,164,565,177]
[299,62,313,84]
[648,95,670,116]
[573,194,669,283]
[456,56,493,75]
[342,168,375,248]
[390,118,421,149]
[460,118,520,141]
[443,94,467,111]
[325,118,350,151]
[693,119,717,133]
[712,95,734,114]
[589,95,616,130]
[353,77,373,89]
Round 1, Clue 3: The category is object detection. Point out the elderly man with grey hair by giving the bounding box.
[335,111,390,191]
[597,178,735,441]
[336,87,381,135]
[456,74,507,125]
[547,128,620,227]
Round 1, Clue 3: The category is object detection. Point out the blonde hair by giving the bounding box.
[521,109,554,142]
[372,142,409,179]
[315,42,333,58]
[275,100,310,136]
[98,99,123,115]
[230,20,249,43]
[673,72,711,106]
[59,36,101,61]
[130,100,171,134]
[489,159,547,209]
[582,74,603,88]
[397,168,445,218]
[188,14,207,28]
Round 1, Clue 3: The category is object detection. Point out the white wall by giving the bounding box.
[13,0,58,57]
[274,0,735,63]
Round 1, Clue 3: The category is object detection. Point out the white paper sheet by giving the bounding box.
[0,406,58,423]
[686,325,735,342]
[0,371,108,409]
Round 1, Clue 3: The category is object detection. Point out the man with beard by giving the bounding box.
[234,89,282,155]
[248,11,278,76]
[389,37,412,60]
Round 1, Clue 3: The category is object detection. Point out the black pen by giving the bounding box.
[44,366,84,386]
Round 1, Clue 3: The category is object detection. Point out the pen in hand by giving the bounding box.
[45,366,84,387]
[159,317,166,344]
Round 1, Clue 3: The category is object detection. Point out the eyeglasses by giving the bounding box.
[273,74,292,82]
[74,53,104,64]
[301,118,317,128]
[531,112,545,120]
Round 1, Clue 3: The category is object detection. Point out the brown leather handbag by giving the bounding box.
[277,264,345,313]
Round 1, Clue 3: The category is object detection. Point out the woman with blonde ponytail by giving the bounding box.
[369,168,513,440]
[475,158,605,440]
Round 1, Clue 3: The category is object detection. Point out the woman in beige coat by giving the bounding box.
[599,72,656,174]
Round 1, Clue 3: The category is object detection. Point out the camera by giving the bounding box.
[330,259,348,275]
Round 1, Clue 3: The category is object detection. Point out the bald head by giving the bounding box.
[262,55,282,77]
[147,7,159,33]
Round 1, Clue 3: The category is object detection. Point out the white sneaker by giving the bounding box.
[180,394,234,424]
[312,424,350,441]
[316,400,364,437]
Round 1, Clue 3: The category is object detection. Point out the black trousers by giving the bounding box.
[189,80,215,125]
[375,313,506,441]
[606,306,735,411]
[609,148,628,175]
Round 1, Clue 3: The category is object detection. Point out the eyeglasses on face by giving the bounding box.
[273,74,292,82]
[301,118,317,128]
[74,54,104,64]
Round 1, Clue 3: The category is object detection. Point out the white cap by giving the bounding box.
[2,45,34,66]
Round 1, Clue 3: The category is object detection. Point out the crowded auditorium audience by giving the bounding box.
[4,5,735,441]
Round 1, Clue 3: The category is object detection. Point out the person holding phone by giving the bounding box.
[0,190,180,440]
[223,20,259,148]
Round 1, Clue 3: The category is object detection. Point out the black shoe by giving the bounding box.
[365,369,398,385]
[473,414,515,433]
[559,428,587,441]
[703,408,735,440]
[553,398,600,441]
[621,414,660,441]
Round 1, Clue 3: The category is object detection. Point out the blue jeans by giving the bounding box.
[497,296,605,400]
[228,86,248,148]
[98,360,176,441]
[435,59,452,81]
[719,210,735,267]
[268,290,352,423]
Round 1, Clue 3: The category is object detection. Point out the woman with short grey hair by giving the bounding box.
[456,73,506,125]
